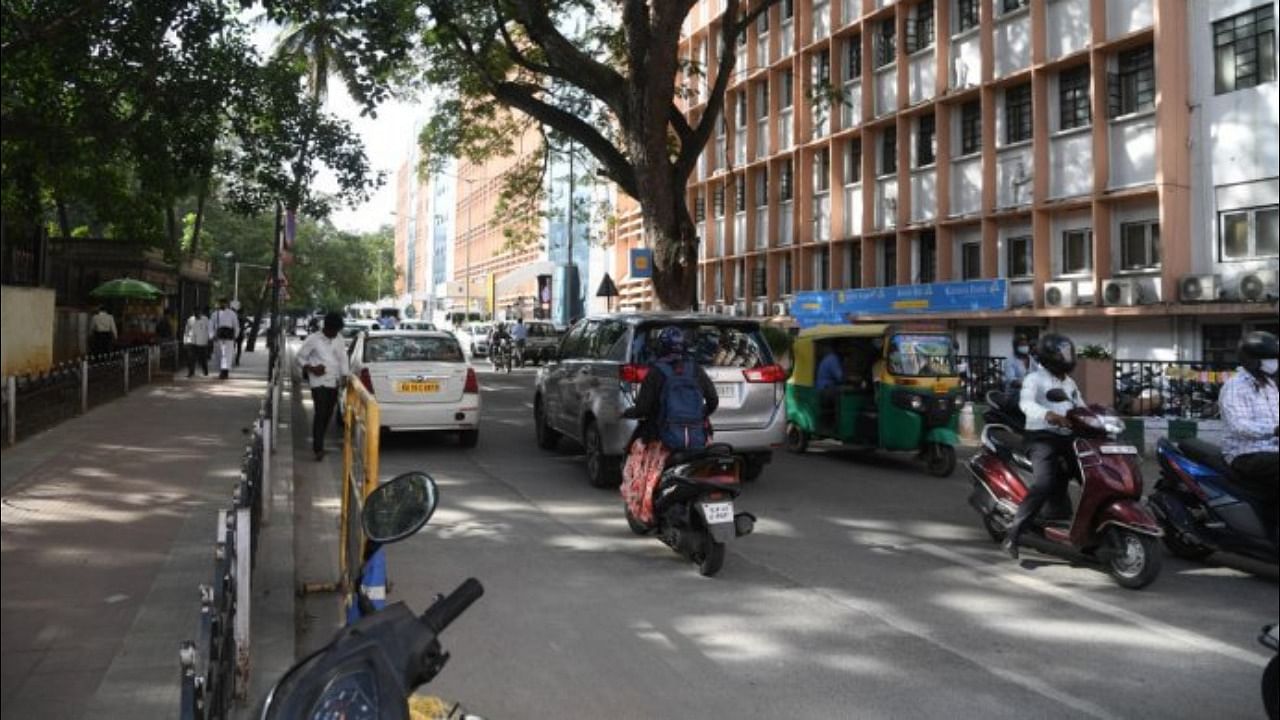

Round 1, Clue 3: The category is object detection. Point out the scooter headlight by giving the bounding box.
[909,394,925,412]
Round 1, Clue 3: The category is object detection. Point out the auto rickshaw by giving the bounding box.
[784,323,962,476]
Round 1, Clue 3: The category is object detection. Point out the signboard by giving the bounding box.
[629,248,654,279]
[792,279,1008,327]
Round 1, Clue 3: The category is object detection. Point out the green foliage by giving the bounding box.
[1079,344,1113,360]
[760,324,795,362]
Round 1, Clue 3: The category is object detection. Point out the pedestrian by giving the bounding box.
[211,298,239,379]
[89,305,118,355]
[183,307,211,377]
[231,300,245,366]
[1218,331,1279,532]
[296,312,349,461]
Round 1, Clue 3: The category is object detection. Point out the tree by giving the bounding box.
[414,0,777,309]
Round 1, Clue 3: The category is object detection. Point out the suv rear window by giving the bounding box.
[633,324,771,368]
[364,336,464,363]
[526,323,558,337]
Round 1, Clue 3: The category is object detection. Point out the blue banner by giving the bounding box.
[629,248,654,279]
[793,279,1008,327]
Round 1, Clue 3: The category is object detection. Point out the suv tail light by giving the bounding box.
[464,368,479,393]
[743,364,786,383]
[359,367,375,394]
[620,364,649,383]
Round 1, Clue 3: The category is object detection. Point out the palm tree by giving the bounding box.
[270,5,359,103]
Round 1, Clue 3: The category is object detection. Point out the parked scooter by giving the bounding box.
[261,472,484,719]
[1147,437,1279,565]
[624,443,756,576]
[967,388,1163,588]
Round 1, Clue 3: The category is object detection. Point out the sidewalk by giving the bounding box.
[0,348,292,719]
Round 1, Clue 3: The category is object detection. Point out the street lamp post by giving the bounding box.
[223,252,271,304]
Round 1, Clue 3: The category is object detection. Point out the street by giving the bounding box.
[362,367,1277,720]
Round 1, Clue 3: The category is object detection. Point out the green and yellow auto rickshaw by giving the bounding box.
[784,323,962,476]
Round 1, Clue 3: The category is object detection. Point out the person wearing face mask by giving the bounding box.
[1003,333,1037,392]
[1218,331,1279,527]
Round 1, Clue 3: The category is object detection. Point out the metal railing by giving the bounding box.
[1114,359,1234,420]
[179,333,281,720]
[958,355,1006,402]
[2,341,179,445]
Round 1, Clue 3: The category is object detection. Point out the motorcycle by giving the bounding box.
[260,472,484,719]
[490,337,513,373]
[967,388,1164,589]
[1147,436,1278,565]
[624,443,756,577]
[1262,623,1279,720]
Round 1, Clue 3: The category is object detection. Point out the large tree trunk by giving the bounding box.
[646,200,699,310]
[187,178,207,258]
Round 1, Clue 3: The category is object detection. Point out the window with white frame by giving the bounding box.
[734,260,745,298]
[780,70,793,108]
[755,172,768,205]
[694,195,706,222]
[882,239,898,286]
[960,100,982,155]
[714,263,724,299]
[735,177,747,213]
[881,128,897,175]
[780,253,794,294]
[1007,235,1033,278]
[756,82,769,118]
[918,230,937,283]
[713,185,725,217]
[1220,205,1280,260]
[752,261,767,296]
[906,0,935,54]
[844,138,862,184]
[735,92,748,127]
[815,148,831,191]
[815,247,831,290]
[1061,228,1093,275]
[1059,65,1091,130]
[1002,0,1029,14]
[1119,220,1161,271]
[956,0,979,33]
[1110,45,1155,117]
[1213,5,1276,95]
[916,113,936,167]
[848,242,863,288]
[1005,83,1032,144]
[846,35,862,79]
[876,18,896,68]
[961,241,982,279]
[780,159,794,201]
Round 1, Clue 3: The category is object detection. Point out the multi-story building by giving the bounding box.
[394,136,454,319]
[680,0,1278,360]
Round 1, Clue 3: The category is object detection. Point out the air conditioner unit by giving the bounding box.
[733,300,748,316]
[772,301,790,316]
[1101,278,1141,307]
[1238,269,1279,302]
[723,303,739,317]
[1043,281,1077,308]
[752,300,768,316]
[1179,274,1220,303]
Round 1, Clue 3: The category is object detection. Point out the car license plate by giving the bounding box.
[702,501,734,524]
[715,383,737,398]
[397,381,439,393]
[1099,444,1138,455]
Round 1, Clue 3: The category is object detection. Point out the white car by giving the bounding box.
[348,330,481,446]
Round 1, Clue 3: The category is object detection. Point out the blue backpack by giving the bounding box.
[656,361,707,450]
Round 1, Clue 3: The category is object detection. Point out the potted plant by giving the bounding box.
[1074,344,1115,409]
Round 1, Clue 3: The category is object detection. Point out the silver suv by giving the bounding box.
[533,313,787,487]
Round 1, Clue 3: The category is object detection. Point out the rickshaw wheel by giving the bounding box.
[925,443,956,477]
[785,423,809,453]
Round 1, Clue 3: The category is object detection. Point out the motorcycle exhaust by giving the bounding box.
[734,512,756,537]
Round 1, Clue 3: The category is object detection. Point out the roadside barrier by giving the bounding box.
[178,333,281,720]
[1,341,179,445]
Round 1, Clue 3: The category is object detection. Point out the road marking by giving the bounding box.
[916,542,1270,668]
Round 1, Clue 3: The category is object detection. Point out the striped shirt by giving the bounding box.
[1219,369,1279,462]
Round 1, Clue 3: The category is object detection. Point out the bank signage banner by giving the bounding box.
[629,248,654,279]
[792,279,1008,326]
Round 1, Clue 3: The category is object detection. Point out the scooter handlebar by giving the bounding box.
[421,578,484,634]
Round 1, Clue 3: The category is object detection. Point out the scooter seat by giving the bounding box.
[664,443,734,469]
[986,427,1033,471]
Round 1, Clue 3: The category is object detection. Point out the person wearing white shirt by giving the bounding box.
[1003,333,1038,392]
[1003,333,1086,560]
[90,306,118,355]
[297,312,350,460]
[211,298,240,379]
[1218,331,1278,532]
[183,307,212,377]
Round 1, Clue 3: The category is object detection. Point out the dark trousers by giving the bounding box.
[311,386,339,453]
[1008,432,1076,541]
[186,344,209,376]
[91,332,114,356]
[819,386,840,434]
[1232,452,1279,536]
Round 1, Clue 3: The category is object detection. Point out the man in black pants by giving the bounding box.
[1003,333,1085,560]
[296,313,349,460]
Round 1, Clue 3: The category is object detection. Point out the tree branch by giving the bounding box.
[505,2,628,116]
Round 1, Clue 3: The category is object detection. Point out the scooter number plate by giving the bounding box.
[702,501,734,524]
[1099,444,1138,455]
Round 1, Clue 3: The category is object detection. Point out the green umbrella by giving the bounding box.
[89,277,164,299]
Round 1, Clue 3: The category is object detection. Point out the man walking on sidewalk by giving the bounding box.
[297,312,349,461]
[89,305,118,355]
[183,307,212,377]
[211,298,239,379]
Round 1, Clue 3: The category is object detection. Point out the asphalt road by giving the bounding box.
[371,366,1277,720]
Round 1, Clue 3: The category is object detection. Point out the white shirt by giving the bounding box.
[1219,370,1279,462]
[1019,367,1085,434]
[296,332,350,389]
[184,315,211,345]
[91,311,117,336]
[212,308,239,332]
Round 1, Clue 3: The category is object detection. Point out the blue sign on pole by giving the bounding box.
[629,248,654,279]
[792,279,1008,327]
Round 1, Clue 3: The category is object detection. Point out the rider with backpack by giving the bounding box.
[620,326,719,526]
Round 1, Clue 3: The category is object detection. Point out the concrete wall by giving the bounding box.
[1049,128,1094,198]
[1108,115,1158,189]
[1,286,56,376]
[950,156,983,216]
[910,168,937,223]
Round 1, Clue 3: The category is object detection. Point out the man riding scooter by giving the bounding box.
[1003,333,1085,560]
[1219,331,1279,538]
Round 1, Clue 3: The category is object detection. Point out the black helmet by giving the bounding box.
[1036,333,1076,375]
[1239,331,1279,373]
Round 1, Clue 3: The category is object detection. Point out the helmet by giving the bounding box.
[656,326,686,358]
[1036,333,1076,375]
[1239,331,1279,373]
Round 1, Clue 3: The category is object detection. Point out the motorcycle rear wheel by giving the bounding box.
[1105,528,1162,589]
[698,540,726,577]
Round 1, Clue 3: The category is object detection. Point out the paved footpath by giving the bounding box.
[0,349,282,719]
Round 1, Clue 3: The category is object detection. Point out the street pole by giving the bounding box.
[233,263,240,304]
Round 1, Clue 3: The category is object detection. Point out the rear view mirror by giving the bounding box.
[361,472,439,543]
[1045,388,1069,403]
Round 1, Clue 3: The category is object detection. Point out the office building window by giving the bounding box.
[734,260,745,298]
[1061,228,1093,274]
[1214,5,1276,95]
[1119,220,1161,271]
[713,185,725,217]
[960,101,982,155]
[1111,45,1155,117]
[714,263,724,299]
[1007,235,1033,278]
[961,241,981,279]
[846,35,862,79]
[1002,0,1029,13]
[848,243,863,288]
[1005,83,1032,144]
[815,247,831,290]
[782,0,793,21]
[780,160,794,201]
[956,0,979,33]
[1059,65,1092,130]
[780,253,794,294]
[752,262,767,296]
[918,231,936,283]
[1203,324,1243,364]
[881,128,897,175]
[755,172,769,206]
[735,92,748,126]
[876,18,896,68]
[815,148,831,192]
[780,70,794,108]
[916,113,936,167]
[844,138,862,184]
[1220,205,1280,259]
[758,6,769,32]
[694,195,706,222]
[756,82,769,118]
[906,0,935,54]
[735,177,747,212]
[967,327,990,357]
[815,49,831,86]
[882,239,898,286]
